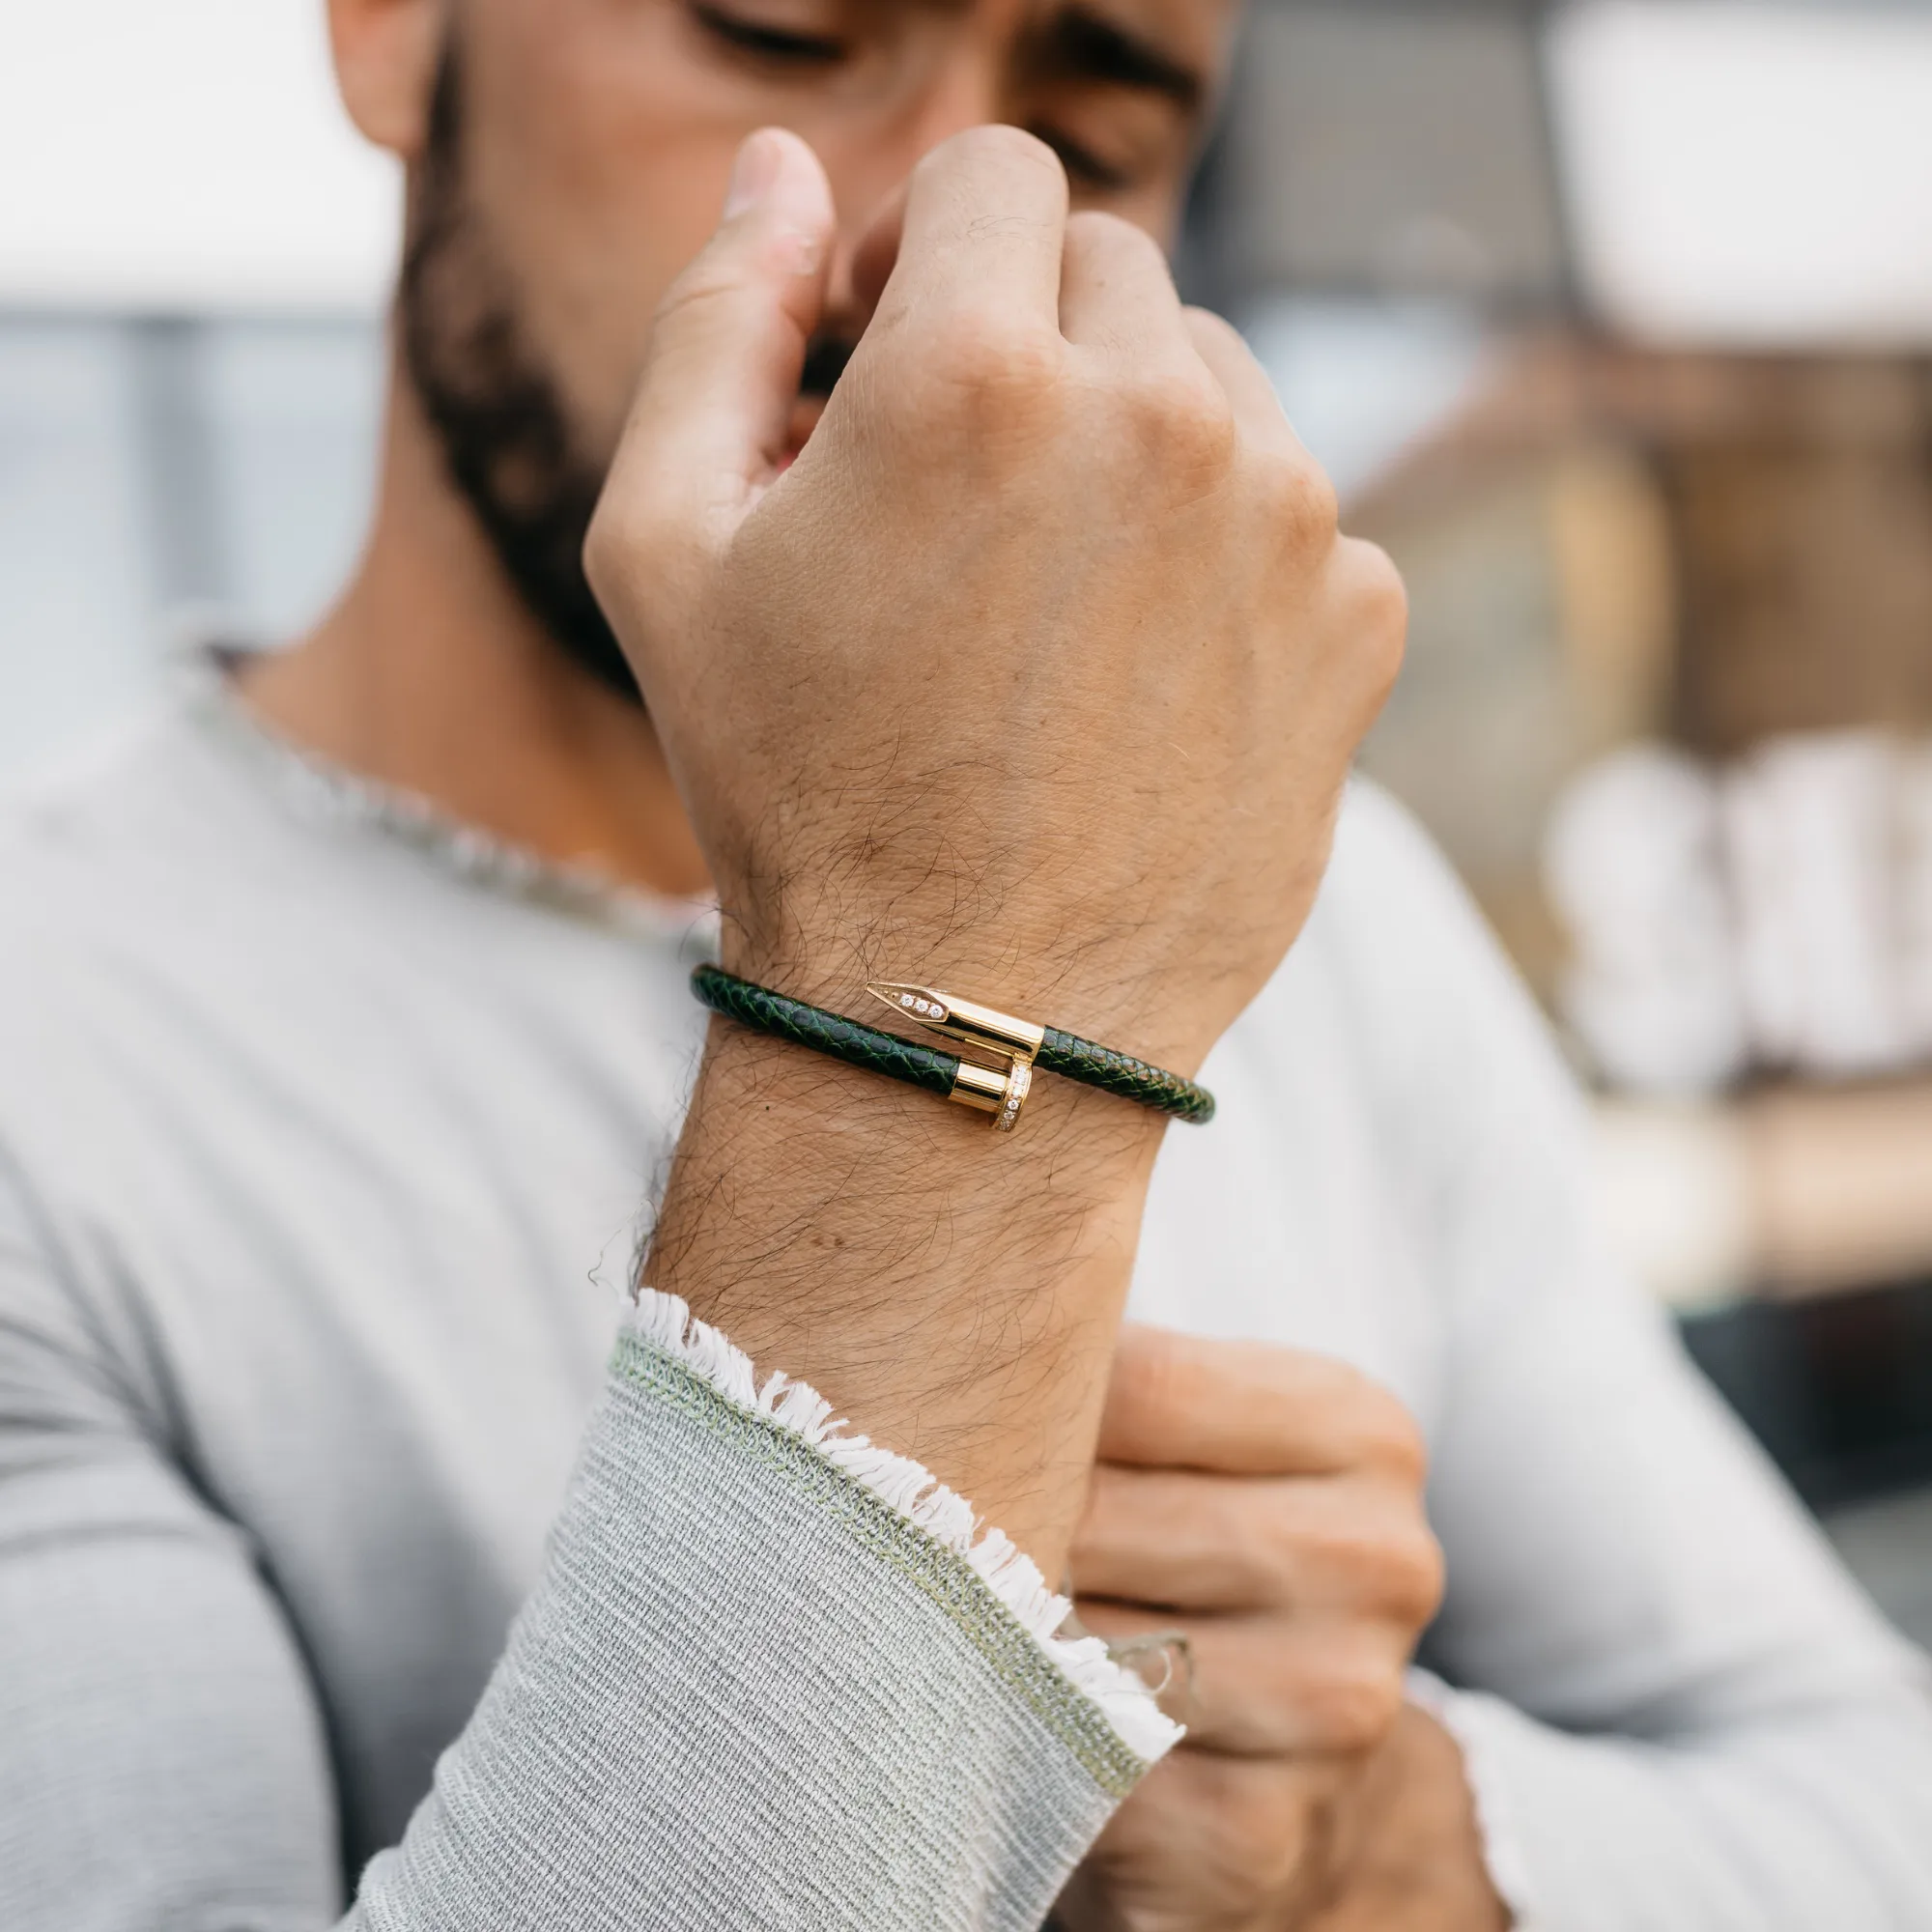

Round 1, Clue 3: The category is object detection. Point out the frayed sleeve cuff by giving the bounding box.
[623,1288,1184,1776]
[350,1290,1175,1932]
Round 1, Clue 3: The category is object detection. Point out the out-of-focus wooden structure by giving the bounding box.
[1352,340,1932,1313]
[1350,339,1932,1003]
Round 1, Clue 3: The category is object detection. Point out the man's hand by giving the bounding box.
[588,125,1403,1075]
[583,127,1405,1575]
[1055,1328,1507,1930]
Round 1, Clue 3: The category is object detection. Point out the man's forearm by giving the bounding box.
[596,124,1403,1598]
[349,992,1179,1930]
[648,1018,1168,1574]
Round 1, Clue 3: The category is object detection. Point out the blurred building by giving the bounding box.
[4,0,1931,1633]
[1201,1,1932,1634]
[0,0,391,773]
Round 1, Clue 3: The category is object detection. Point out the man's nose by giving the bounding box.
[818,57,1009,337]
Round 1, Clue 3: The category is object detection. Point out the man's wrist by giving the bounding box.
[652,1015,1167,1309]
[646,1016,1165,1570]
[717,888,1215,1082]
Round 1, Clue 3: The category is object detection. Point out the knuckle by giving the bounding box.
[1354,537,1411,629]
[1117,362,1236,478]
[1183,302,1247,358]
[1262,452,1342,551]
[1348,538,1411,691]
[917,314,1064,426]
[1357,1394,1429,1484]
[1389,1525,1448,1627]
[1365,1516,1446,1623]
[1310,1656,1406,1755]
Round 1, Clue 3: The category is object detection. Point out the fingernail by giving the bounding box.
[724,130,783,220]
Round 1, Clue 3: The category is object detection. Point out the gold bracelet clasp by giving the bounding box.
[867,980,1040,1133]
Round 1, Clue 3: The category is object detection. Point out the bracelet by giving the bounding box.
[690,964,1215,1133]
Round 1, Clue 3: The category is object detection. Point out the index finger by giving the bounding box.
[873,124,1070,339]
[1097,1325,1426,1479]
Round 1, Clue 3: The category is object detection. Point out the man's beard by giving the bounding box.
[399,52,640,702]
[398,51,856,707]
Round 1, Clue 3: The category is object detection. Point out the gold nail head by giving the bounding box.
[991,1059,1033,1134]
[947,1055,1033,1131]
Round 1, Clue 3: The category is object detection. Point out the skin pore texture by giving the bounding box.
[253,3,1506,1924]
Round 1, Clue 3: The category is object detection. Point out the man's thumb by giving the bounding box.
[607,128,835,547]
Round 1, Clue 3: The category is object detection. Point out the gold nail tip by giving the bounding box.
[865,981,952,1024]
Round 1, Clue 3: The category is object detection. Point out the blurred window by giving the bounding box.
[1550,0,1932,347]
[0,317,382,780]
[0,0,396,312]
[1212,2,1568,305]
[0,321,157,775]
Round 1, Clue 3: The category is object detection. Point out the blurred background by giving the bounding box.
[3,0,1930,1640]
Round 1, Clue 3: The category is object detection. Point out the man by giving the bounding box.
[1,0,1928,1926]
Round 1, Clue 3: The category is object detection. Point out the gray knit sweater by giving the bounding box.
[3,658,1931,1929]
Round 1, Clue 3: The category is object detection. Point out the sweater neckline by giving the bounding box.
[181,643,719,948]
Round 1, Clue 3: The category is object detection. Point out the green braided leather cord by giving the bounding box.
[692,965,961,1099]
[693,964,1216,1125]
[1038,1027,1216,1124]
